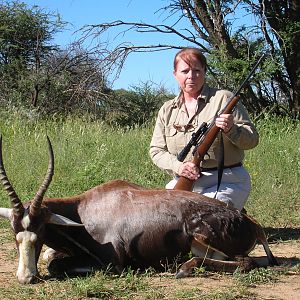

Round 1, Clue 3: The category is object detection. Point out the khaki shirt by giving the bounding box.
[149,84,259,176]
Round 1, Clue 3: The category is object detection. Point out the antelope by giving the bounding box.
[0,136,278,284]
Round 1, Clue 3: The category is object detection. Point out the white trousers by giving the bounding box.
[166,166,251,211]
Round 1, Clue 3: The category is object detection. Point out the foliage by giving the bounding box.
[233,267,279,286]
[243,0,300,118]
[33,45,110,115]
[245,115,300,225]
[69,269,158,299]
[0,0,61,65]
[0,1,110,117]
[105,82,172,127]
[0,2,172,125]
[0,0,61,107]
[0,270,256,299]
[1,1,299,121]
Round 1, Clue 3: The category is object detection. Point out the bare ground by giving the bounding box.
[0,227,299,300]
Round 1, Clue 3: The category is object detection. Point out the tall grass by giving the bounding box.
[245,115,300,226]
[0,114,168,204]
[0,112,299,228]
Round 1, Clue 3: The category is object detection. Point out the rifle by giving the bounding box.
[174,54,265,191]
[177,122,208,162]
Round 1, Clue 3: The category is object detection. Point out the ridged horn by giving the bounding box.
[0,135,24,217]
[29,136,54,217]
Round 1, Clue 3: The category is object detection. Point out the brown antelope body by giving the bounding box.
[0,136,278,284]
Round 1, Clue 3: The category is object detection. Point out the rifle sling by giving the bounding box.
[215,131,224,199]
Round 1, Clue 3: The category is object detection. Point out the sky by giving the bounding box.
[20,0,191,92]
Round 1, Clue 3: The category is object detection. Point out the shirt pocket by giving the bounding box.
[165,125,177,137]
[165,125,179,155]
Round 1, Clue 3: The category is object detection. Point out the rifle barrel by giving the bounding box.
[232,54,266,97]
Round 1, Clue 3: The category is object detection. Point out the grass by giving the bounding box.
[245,115,300,226]
[233,267,279,286]
[0,115,168,204]
[0,112,299,226]
[0,270,259,300]
[0,111,299,299]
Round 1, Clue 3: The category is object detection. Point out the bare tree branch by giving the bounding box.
[74,0,300,117]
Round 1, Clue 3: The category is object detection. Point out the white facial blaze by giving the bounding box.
[16,231,38,284]
[21,210,31,229]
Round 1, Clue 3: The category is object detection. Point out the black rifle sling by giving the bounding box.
[214,131,225,199]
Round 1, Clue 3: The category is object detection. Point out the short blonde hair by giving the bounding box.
[174,48,207,72]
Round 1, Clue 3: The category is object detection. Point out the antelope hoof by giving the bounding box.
[175,269,190,279]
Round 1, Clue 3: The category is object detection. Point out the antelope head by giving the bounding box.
[0,136,82,284]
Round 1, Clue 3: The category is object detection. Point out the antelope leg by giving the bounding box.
[47,255,103,277]
[191,234,228,260]
[176,256,258,278]
[176,236,258,278]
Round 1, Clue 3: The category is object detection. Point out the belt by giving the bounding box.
[200,162,243,172]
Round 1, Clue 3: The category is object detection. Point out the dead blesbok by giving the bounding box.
[0,136,278,284]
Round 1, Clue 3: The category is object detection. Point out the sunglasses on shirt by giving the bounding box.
[173,124,195,132]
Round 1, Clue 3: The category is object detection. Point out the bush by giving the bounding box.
[105,82,173,127]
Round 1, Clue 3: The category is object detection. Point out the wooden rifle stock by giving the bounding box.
[173,95,240,191]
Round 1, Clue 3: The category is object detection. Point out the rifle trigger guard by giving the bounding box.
[204,152,210,160]
[192,143,199,156]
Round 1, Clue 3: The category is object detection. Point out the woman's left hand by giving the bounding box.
[215,114,234,133]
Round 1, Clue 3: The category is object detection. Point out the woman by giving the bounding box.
[149,48,259,211]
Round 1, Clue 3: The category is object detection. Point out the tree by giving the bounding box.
[81,0,300,118]
[0,0,62,65]
[244,0,300,117]
[106,82,170,127]
[0,1,110,115]
[0,0,63,106]
[37,44,110,115]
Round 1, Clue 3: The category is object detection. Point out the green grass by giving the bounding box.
[0,271,257,300]
[0,115,168,204]
[0,112,299,226]
[245,116,300,226]
[233,267,279,286]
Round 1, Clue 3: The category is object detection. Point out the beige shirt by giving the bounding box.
[149,84,259,176]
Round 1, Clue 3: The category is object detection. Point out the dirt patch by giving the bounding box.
[0,230,299,299]
[247,241,300,300]
[0,229,17,287]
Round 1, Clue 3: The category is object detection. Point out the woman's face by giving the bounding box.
[173,57,205,98]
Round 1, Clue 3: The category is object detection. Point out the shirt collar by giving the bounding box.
[171,91,183,108]
[171,84,210,108]
[197,84,211,103]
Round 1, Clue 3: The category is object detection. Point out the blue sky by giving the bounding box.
[21,0,191,92]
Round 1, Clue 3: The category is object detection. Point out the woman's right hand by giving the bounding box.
[178,162,200,180]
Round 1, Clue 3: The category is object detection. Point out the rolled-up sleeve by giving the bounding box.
[225,102,259,150]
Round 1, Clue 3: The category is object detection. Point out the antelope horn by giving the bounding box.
[0,135,24,217]
[29,136,54,217]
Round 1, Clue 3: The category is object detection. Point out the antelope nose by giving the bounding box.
[17,269,39,284]
[17,274,37,284]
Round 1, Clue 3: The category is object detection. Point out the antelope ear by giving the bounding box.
[0,208,13,220]
[47,213,84,226]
